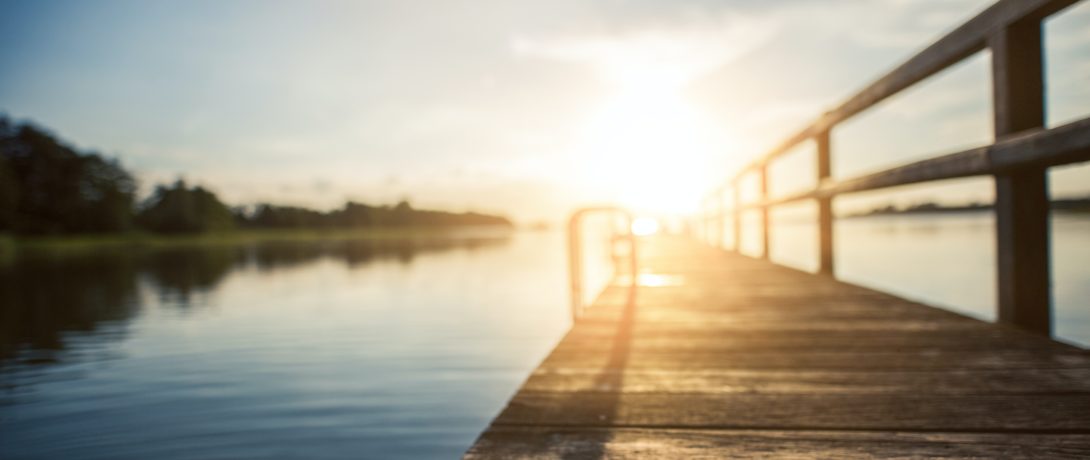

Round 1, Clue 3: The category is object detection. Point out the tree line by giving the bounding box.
[0,117,512,235]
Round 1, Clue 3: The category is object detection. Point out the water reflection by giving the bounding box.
[1,236,509,366]
[0,254,141,364]
[2,230,578,459]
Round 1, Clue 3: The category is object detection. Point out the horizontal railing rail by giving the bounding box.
[737,117,1090,211]
[730,0,1080,177]
[702,0,1089,337]
[567,207,638,321]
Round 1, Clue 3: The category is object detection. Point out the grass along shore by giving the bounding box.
[0,226,514,255]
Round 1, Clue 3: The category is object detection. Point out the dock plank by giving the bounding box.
[496,393,1090,431]
[465,236,1090,458]
[467,428,1090,459]
[521,368,1090,394]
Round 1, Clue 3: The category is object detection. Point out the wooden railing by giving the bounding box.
[701,0,1090,337]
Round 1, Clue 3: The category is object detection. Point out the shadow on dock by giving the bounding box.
[466,236,1090,458]
[580,281,638,459]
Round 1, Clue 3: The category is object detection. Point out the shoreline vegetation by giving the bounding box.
[2,225,513,248]
[0,227,516,265]
[0,116,514,243]
[847,198,1090,218]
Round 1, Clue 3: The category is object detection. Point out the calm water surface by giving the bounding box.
[1,231,576,459]
[3,215,1088,459]
[767,212,1090,347]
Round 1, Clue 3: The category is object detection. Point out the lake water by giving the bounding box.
[2,214,1088,459]
[763,212,1090,347]
[1,231,574,460]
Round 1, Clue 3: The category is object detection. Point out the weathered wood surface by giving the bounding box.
[465,236,1090,458]
[470,428,1090,459]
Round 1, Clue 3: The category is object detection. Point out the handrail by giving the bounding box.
[568,207,638,321]
[702,0,1089,337]
[731,0,1079,178]
[735,116,1090,211]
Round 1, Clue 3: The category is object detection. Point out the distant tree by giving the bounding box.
[460,211,512,227]
[0,119,14,230]
[0,156,16,230]
[0,116,515,235]
[392,200,413,226]
[0,119,136,234]
[248,204,328,228]
[76,153,137,232]
[138,180,235,234]
[336,201,373,227]
[230,205,253,227]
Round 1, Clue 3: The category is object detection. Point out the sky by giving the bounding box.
[2,0,1089,223]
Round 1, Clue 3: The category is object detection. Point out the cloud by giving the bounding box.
[776,0,993,49]
[510,10,777,88]
[8,0,1087,217]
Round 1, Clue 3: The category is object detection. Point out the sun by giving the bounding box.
[631,217,660,236]
[575,61,727,215]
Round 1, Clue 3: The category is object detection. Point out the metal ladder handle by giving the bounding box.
[567,207,638,321]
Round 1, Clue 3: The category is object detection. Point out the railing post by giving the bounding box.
[700,197,709,244]
[706,196,715,245]
[567,213,583,322]
[990,17,1050,335]
[732,183,742,252]
[706,198,713,245]
[759,166,770,259]
[816,131,835,275]
[715,191,726,249]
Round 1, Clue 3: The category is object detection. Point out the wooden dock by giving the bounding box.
[465,236,1090,458]
[465,0,1090,455]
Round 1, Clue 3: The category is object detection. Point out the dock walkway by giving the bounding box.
[466,236,1090,458]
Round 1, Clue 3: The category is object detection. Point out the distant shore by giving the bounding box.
[848,198,1090,218]
[0,225,514,255]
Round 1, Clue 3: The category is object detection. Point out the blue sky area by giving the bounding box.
[2,0,1088,221]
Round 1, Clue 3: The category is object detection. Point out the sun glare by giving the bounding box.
[576,57,728,216]
[631,217,660,236]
